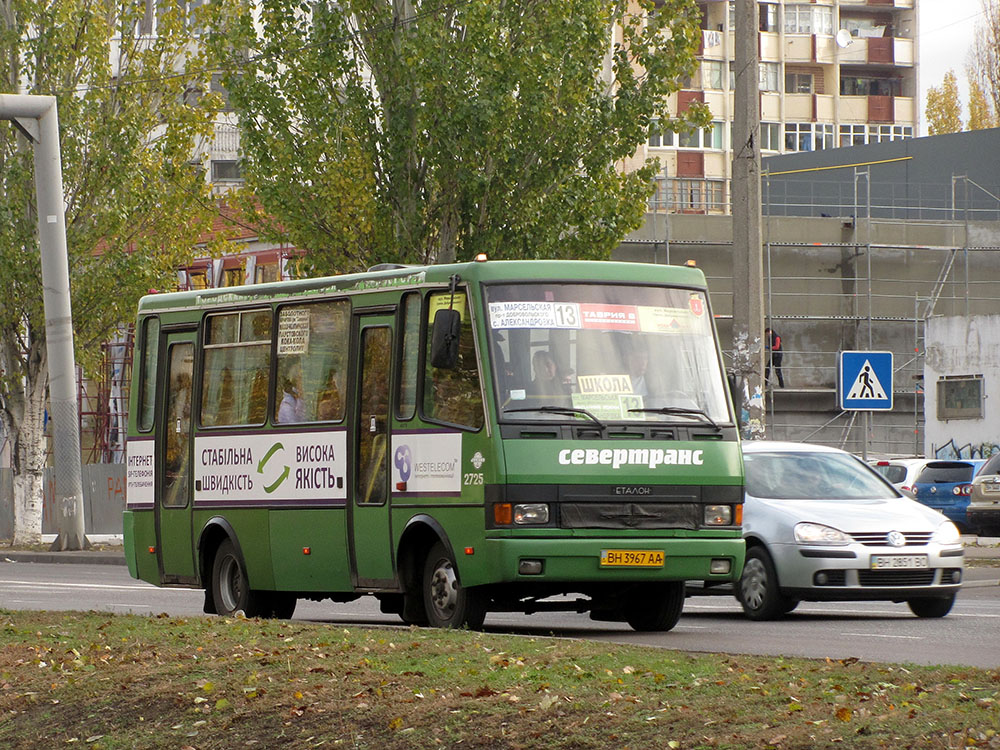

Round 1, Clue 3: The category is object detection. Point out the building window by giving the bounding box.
[839,124,867,147]
[937,375,984,421]
[704,60,725,90]
[784,5,833,35]
[760,122,781,151]
[254,263,279,284]
[760,2,779,32]
[785,72,814,94]
[759,62,780,92]
[211,73,234,112]
[868,124,912,143]
[676,122,725,150]
[840,76,900,97]
[648,122,676,148]
[211,160,243,182]
[784,123,833,152]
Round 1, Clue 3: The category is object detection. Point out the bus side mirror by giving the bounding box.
[430,308,461,369]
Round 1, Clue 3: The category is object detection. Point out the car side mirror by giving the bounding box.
[430,308,461,369]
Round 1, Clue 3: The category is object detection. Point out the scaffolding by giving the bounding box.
[79,329,133,464]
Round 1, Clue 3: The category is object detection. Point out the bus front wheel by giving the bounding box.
[624,581,685,632]
[211,538,263,618]
[422,542,486,630]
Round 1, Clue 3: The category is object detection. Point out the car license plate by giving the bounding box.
[870,554,929,570]
[600,549,665,567]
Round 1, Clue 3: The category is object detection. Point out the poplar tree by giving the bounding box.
[924,70,963,135]
[206,0,709,273]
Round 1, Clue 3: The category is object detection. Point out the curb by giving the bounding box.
[1,550,126,566]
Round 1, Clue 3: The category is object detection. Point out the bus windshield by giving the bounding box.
[485,282,731,424]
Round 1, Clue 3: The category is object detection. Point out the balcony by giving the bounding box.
[837,95,914,124]
[835,36,914,67]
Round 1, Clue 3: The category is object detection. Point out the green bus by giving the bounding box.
[124,259,744,631]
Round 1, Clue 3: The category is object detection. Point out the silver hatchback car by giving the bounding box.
[738,441,964,620]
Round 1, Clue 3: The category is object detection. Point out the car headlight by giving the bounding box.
[794,522,850,545]
[931,521,961,545]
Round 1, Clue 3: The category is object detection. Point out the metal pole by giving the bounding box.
[0,94,89,550]
[730,0,766,439]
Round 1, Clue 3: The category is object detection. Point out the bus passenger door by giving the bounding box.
[155,331,197,583]
[349,313,396,586]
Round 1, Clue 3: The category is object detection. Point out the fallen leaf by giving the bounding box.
[836,707,852,722]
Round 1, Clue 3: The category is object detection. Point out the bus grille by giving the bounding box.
[560,502,699,530]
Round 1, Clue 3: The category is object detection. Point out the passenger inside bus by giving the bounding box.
[316,368,344,421]
[529,350,571,406]
[276,362,305,423]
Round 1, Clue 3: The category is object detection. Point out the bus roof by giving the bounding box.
[136,259,709,314]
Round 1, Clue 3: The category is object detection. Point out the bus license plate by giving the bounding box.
[870,555,928,570]
[600,550,665,567]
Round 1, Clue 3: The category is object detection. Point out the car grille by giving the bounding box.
[858,569,937,586]
[849,532,932,546]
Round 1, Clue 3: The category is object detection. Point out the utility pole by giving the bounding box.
[1,94,89,550]
[730,0,766,438]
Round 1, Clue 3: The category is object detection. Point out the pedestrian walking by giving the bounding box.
[765,327,784,388]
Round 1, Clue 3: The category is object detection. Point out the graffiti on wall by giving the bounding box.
[933,439,1000,460]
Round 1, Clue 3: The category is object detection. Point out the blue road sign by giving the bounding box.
[839,351,893,411]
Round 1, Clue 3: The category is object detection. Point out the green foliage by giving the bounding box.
[0,0,223,478]
[207,0,706,273]
[924,70,963,136]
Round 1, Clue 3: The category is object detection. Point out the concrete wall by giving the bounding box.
[924,315,1000,459]
[0,464,126,540]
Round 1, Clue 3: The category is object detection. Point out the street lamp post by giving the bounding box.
[1,94,89,550]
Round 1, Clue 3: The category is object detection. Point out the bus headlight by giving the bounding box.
[514,504,550,524]
[704,505,732,525]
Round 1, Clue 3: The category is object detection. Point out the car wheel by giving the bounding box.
[422,542,487,629]
[907,594,955,618]
[624,582,685,632]
[211,538,263,617]
[736,546,791,621]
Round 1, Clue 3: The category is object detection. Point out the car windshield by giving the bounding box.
[485,282,730,424]
[745,451,899,500]
[915,463,977,484]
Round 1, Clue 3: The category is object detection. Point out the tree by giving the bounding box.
[207,0,708,273]
[970,0,1000,121]
[925,70,963,135]
[0,0,223,543]
[967,76,998,131]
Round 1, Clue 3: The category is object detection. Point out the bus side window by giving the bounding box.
[422,292,484,430]
[396,292,420,420]
[274,300,349,423]
[201,310,272,427]
[137,316,159,432]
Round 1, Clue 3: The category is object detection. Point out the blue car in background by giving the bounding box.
[911,459,986,531]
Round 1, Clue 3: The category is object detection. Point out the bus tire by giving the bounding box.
[211,538,263,618]
[624,581,685,632]
[422,542,486,630]
[261,592,298,620]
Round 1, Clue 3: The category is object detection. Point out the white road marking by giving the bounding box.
[840,632,923,640]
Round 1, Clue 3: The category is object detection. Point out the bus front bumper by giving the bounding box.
[480,537,745,585]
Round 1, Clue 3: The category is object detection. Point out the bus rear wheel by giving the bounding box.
[422,542,486,630]
[211,538,263,618]
[624,581,685,632]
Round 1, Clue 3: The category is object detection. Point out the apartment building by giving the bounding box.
[640,0,918,215]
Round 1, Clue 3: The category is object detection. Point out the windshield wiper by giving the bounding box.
[628,407,720,431]
[504,405,606,431]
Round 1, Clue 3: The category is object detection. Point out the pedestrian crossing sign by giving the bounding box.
[839,351,893,411]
